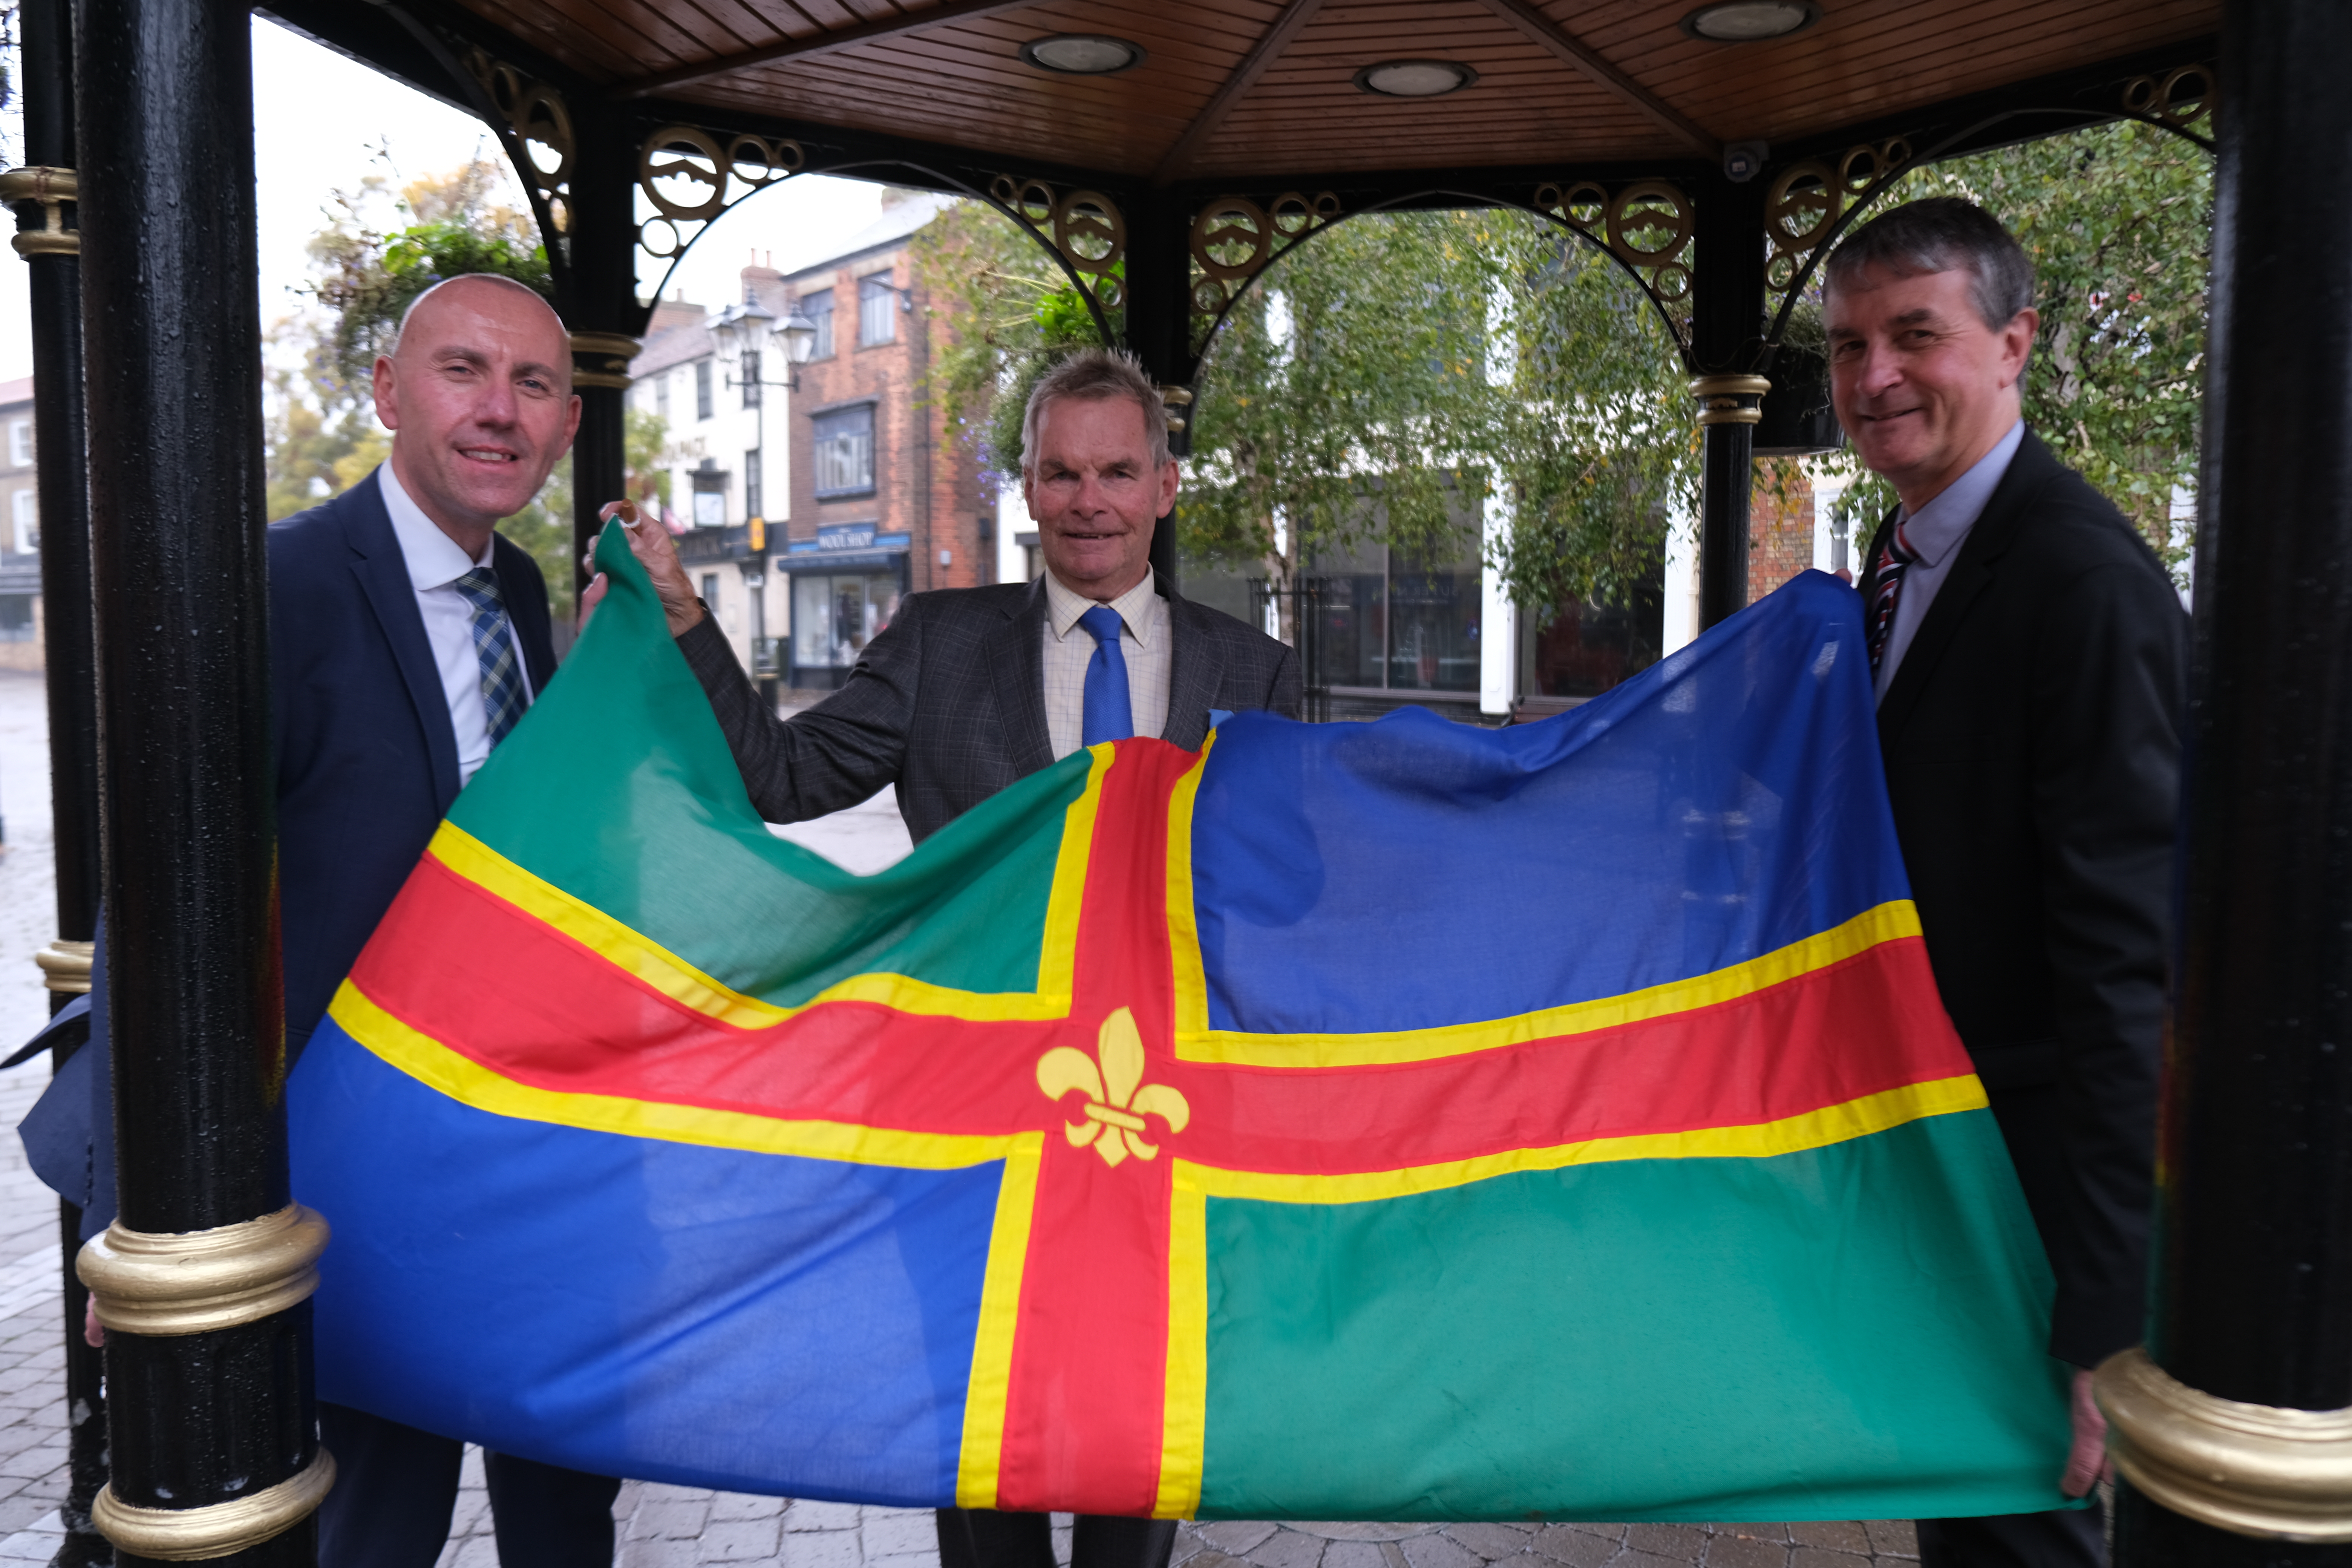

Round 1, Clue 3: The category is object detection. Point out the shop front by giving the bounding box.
[786,522,911,689]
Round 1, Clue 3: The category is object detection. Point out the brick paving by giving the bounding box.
[0,670,1923,1565]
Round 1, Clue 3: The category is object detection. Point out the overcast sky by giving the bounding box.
[0,14,890,384]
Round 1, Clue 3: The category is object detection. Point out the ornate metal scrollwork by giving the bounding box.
[1761,139,1911,309]
[1186,190,1341,352]
[987,176,1129,321]
[2122,63,2215,133]
[635,126,805,302]
[466,49,576,243]
[1532,179,1695,341]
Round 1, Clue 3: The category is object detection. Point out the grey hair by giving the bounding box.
[389,273,566,364]
[1020,347,1171,476]
[1822,198,2036,332]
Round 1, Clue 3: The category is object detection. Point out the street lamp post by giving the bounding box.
[711,296,818,710]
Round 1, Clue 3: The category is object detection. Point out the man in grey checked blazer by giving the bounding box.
[587,350,1298,1568]
[592,347,1300,842]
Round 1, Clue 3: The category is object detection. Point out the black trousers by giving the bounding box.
[318,1402,621,1568]
[1917,1496,2106,1568]
[937,1507,1178,1568]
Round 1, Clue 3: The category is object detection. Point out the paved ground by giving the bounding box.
[0,670,1924,1565]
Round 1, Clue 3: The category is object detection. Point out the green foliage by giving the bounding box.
[1185,210,1692,614]
[1820,119,2210,572]
[910,201,1112,490]
[311,159,552,391]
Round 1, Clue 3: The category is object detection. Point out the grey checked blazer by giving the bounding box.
[678,576,1302,842]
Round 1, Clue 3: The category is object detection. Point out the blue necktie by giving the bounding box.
[1078,605,1134,746]
[452,568,528,745]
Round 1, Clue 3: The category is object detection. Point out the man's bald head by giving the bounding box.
[392,274,571,388]
[373,272,581,549]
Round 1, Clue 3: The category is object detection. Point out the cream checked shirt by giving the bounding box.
[1041,567,1171,760]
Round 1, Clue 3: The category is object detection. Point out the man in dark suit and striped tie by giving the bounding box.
[588,347,1300,1568]
[1825,199,2188,1568]
[23,273,628,1566]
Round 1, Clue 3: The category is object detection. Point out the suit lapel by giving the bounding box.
[1162,587,1222,750]
[988,577,1055,776]
[345,470,464,809]
[1875,430,2058,745]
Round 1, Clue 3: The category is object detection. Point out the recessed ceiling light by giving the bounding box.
[1020,34,1147,75]
[1680,1,1820,42]
[1354,59,1478,98]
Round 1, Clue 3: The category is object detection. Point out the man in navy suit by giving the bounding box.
[25,273,623,1565]
[279,273,622,1567]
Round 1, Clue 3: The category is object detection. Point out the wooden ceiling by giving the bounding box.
[460,0,2217,180]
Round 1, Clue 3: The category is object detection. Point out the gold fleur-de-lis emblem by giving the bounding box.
[1035,1008,1190,1167]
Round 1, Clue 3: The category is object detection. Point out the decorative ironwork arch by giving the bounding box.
[1759,57,2215,360]
[1180,181,1695,375]
[635,125,806,303]
[626,124,1127,347]
[465,47,577,267]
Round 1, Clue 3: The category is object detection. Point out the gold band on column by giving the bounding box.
[570,330,641,390]
[78,1204,330,1337]
[0,165,79,257]
[1689,372,1772,427]
[34,939,93,994]
[2097,1346,2352,1542]
[93,1447,335,1560]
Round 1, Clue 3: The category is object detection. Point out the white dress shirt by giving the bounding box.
[377,464,535,786]
[1873,419,2026,701]
[1041,567,1171,760]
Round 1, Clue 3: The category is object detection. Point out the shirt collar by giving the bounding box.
[377,462,495,590]
[1895,419,2026,568]
[1044,566,1159,646]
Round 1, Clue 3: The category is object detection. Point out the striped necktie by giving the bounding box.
[452,568,528,745]
[1865,521,1921,675]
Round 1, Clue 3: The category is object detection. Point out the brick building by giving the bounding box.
[1745,468,1821,604]
[630,189,995,692]
[775,190,993,689]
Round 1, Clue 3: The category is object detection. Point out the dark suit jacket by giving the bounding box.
[678,575,1300,841]
[271,469,557,1055]
[1863,429,2187,1369]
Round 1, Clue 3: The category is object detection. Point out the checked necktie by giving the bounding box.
[1865,521,1921,675]
[1078,605,1135,745]
[453,568,529,745]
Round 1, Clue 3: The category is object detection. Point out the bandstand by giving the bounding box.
[11,0,2352,1562]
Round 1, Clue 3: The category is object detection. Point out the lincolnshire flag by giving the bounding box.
[289,530,2073,1524]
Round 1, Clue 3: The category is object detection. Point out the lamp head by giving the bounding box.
[778,307,819,366]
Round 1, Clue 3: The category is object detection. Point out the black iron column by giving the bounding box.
[75,0,328,1561]
[2101,2,2352,1561]
[564,109,641,615]
[5,0,109,1557]
[1124,192,1193,592]
[1689,172,1767,629]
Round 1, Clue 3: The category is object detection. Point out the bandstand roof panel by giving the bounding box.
[444,0,2216,180]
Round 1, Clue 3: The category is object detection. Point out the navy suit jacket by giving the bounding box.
[19,469,556,1233]
[272,469,557,1054]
